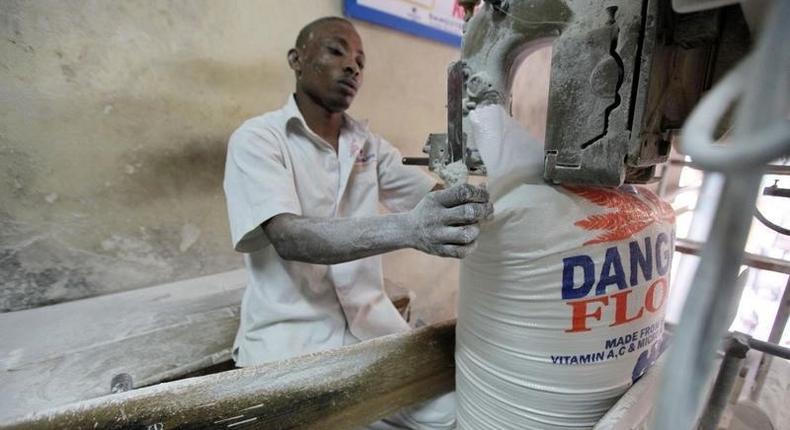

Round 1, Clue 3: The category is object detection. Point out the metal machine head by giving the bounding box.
[408,0,749,187]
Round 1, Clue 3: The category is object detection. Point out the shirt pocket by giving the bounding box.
[343,162,379,213]
[349,161,378,187]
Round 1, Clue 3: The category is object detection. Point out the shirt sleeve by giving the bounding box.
[223,125,302,253]
[376,136,437,213]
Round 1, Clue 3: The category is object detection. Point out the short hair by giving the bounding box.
[295,16,354,50]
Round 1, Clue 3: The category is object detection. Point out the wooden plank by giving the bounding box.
[0,270,247,421]
[0,320,457,430]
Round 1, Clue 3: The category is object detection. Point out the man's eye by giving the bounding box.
[329,48,343,56]
[357,61,365,70]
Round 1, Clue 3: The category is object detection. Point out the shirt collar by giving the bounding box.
[283,94,368,140]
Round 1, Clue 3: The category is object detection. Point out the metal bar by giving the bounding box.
[657,173,764,430]
[762,184,790,197]
[402,157,430,166]
[0,321,456,430]
[698,334,750,430]
[763,165,790,176]
[447,61,465,164]
[664,323,790,361]
[746,327,790,402]
[675,238,790,275]
[669,159,790,176]
[767,277,790,344]
[748,337,790,360]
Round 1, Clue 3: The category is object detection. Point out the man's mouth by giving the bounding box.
[338,79,358,95]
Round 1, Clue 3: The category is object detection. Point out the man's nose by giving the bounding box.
[344,62,360,76]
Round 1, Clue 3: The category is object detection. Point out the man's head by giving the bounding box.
[288,17,365,113]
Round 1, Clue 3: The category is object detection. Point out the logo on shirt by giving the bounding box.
[355,152,376,165]
[350,142,376,166]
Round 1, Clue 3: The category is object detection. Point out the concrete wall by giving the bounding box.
[0,0,461,318]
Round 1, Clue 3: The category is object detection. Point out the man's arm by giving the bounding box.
[264,183,492,264]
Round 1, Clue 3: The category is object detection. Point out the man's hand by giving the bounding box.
[405,183,493,258]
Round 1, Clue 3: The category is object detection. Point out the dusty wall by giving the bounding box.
[0,0,462,317]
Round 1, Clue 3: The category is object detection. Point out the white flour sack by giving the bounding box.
[456,105,676,429]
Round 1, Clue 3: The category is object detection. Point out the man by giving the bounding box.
[223,16,491,428]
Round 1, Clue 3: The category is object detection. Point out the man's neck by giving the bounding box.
[294,92,344,151]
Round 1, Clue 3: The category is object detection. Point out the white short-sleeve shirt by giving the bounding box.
[223,95,437,366]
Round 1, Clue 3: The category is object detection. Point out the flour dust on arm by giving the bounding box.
[264,183,493,264]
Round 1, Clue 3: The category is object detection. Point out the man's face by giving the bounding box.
[292,22,365,113]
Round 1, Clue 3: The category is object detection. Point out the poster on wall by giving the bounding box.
[344,0,465,47]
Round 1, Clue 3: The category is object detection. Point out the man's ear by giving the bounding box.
[287,48,301,76]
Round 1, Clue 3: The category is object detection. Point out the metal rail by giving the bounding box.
[675,238,790,275]
[698,334,751,430]
[768,277,790,345]
[669,159,790,176]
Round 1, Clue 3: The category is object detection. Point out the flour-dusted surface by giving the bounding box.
[1,321,456,430]
[0,270,246,422]
[436,160,469,187]
[455,106,676,429]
